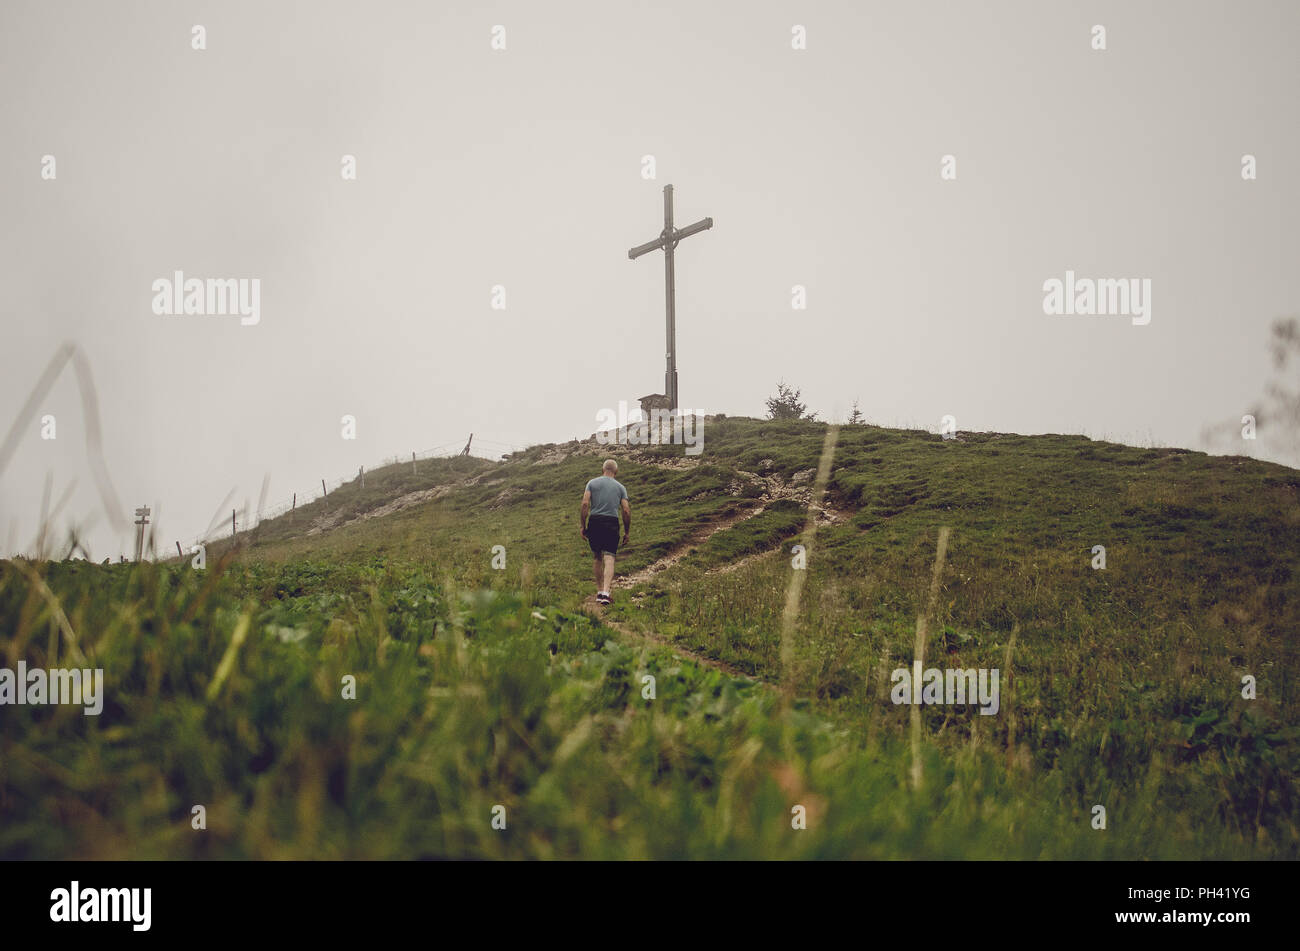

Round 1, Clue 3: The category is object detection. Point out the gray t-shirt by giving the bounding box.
[585,475,628,518]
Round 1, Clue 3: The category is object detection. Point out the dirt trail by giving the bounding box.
[580,501,840,683]
[574,433,847,685]
[707,545,779,577]
[616,503,769,588]
[617,499,845,588]
[575,504,774,680]
[306,470,500,537]
[285,435,832,682]
[613,462,848,589]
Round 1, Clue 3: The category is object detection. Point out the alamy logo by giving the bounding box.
[50,881,151,931]
[1042,270,1151,326]
[0,663,104,715]
[891,661,1000,715]
[152,270,260,325]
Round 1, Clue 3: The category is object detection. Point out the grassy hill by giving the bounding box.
[3,416,1298,858]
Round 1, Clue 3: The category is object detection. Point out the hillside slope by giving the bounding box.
[3,417,1297,858]
[239,416,1300,840]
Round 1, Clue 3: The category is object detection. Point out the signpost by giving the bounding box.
[133,506,150,562]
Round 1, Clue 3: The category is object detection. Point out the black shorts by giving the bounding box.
[587,515,620,557]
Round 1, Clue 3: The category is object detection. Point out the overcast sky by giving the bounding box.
[2,0,1297,560]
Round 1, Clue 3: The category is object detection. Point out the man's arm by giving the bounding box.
[579,490,591,540]
[620,497,631,542]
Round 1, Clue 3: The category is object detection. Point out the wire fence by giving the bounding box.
[153,435,529,560]
[2,344,546,563]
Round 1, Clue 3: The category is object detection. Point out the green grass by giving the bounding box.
[2,417,1297,858]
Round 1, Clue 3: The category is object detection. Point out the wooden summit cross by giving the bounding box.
[628,184,713,413]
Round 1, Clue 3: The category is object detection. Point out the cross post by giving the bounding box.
[628,184,712,414]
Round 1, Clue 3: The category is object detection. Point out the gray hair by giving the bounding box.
[603,459,618,474]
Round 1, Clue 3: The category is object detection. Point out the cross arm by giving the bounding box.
[627,217,713,259]
[673,217,713,241]
[628,236,664,260]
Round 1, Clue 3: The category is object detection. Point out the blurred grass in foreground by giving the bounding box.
[1,555,1291,859]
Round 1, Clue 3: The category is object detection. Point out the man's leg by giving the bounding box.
[593,556,602,592]
[602,553,616,594]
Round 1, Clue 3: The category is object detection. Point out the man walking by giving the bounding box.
[580,459,631,605]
